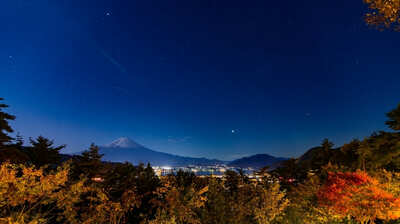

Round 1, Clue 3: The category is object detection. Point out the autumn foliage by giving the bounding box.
[364,0,400,30]
[317,171,400,223]
[0,161,290,224]
[2,101,400,223]
[0,162,137,224]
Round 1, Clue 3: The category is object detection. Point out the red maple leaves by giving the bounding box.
[318,171,400,223]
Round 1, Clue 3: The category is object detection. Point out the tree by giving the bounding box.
[224,170,248,194]
[29,136,65,167]
[386,103,400,131]
[320,139,335,165]
[0,162,131,224]
[199,178,232,224]
[353,132,400,172]
[364,0,400,30]
[285,174,343,224]
[318,171,400,224]
[81,143,103,162]
[339,139,361,170]
[149,176,208,224]
[250,182,289,224]
[14,132,24,147]
[0,146,30,164]
[357,139,373,171]
[0,162,69,223]
[310,139,336,171]
[0,98,15,146]
[0,99,30,163]
[101,162,156,223]
[272,158,301,184]
[0,133,30,164]
[321,138,334,150]
[72,143,104,180]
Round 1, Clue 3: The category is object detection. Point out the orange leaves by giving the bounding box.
[251,182,289,224]
[0,162,69,208]
[318,171,400,223]
[0,162,70,223]
[150,177,208,224]
[318,171,371,206]
[363,0,400,30]
[0,162,136,224]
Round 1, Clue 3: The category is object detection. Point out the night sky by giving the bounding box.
[1,0,400,160]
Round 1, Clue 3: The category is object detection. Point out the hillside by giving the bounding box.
[228,154,287,169]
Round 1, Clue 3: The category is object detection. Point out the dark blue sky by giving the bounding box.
[1,0,400,160]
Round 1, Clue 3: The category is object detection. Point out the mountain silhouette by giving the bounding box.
[100,137,224,167]
[228,154,287,169]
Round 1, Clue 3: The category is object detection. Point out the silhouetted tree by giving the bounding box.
[0,100,30,163]
[0,131,29,164]
[72,143,104,180]
[321,138,334,151]
[0,98,15,146]
[272,158,301,183]
[200,178,230,224]
[386,103,400,131]
[0,145,30,164]
[82,143,103,161]
[174,169,197,189]
[299,139,337,175]
[338,139,361,169]
[103,162,138,199]
[224,170,242,194]
[14,132,24,147]
[130,163,160,223]
[29,136,65,167]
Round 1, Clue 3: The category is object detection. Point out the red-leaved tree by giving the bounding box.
[318,171,400,224]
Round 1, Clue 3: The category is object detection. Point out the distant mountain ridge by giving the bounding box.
[228,154,287,169]
[99,137,224,167]
[96,137,288,169]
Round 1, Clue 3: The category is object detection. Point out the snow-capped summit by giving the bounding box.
[106,137,142,148]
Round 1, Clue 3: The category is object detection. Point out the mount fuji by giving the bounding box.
[99,137,224,167]
[106,137,143,149]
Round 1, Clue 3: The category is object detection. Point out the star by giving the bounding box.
[231,129,236,134]
[105,12,111,16]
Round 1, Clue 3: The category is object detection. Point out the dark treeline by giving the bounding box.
[1,97,400,224]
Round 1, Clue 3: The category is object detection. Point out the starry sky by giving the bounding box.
[1,0,400,160]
